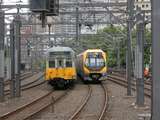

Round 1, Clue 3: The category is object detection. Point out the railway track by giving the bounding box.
[108,74,151,97]
[69,84,109,120]
[0,88,69,120]
[5,73,45,95]
[111,71,151,85]
[4,72,34,86]
[1,81,109,120]
[68,85,92,120]
[98,84,109,120]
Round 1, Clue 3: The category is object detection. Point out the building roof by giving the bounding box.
[47,46,74,53]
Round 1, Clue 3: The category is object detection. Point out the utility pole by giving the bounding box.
[54,36,56,46]
[14,7,21,97]
[48,23,52,47]
[0,2,4,102]
[10,22,16,97]
[151,0,160,119]
[117,38,120,69]
[6,38,11,81]
[31,50,33,74]
[126,0,134,96]
[76,7,79,46]
[135,11,145,106]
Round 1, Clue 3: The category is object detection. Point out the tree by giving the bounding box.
[65,25,151,68]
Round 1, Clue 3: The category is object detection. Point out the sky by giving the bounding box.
[3,0,28,4]
[3,0,108,4]
[4,0,29,23]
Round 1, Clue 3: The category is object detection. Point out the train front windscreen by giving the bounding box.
[49,51,72,68]
[85,52,105,70]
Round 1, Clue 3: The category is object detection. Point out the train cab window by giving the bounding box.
[85,57,105,68]
[66,59,72,67]
[57,60,64,68]
[90,58,96,67]
[97,58,105,67]
[49,61,55,68]
[85,58,96,67]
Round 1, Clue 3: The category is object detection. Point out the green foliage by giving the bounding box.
[144,29,151,65]
[108,51,117,67]
[102,25,123,34]
[100,25,127,67]
[65,25,151,68]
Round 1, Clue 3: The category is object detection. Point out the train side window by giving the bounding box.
[49,60,55,68]
[66,60,72,67]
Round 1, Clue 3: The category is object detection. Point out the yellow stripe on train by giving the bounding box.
[45,68,76,80]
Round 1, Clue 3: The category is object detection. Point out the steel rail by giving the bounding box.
[4,72,33,86]
[0,90,54,120]
[111,71,151,85]
[68,85,92,120]
[0,84,70,120]
[69,83,109,120]
[108,75,151,97]
[23,90,70,120]
[98,84,109,120]
[5,73,44,95]
[108,75,151,91]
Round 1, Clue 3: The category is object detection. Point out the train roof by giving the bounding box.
[78,49,105,56]
[47,46,75,53]
[85,49,104,52]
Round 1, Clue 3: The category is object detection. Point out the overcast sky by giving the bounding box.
[3,0,28,4]
[3,0,107,4]
[4,0,29,24]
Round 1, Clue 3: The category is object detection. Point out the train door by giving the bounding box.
[57,59,64,68]
[56,58,65,77]
[65,58,72,68]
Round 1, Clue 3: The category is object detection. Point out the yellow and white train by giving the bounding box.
[76,49,107,82]
[45,46,76,88]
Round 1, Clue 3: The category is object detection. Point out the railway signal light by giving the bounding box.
[27,49,30,56]
[26,40,31,56]
[46,0,59,16]
[30,0,59,15]
[29,0,50,12]
[30,0,59,27]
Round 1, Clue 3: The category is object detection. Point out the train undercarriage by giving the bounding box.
[48,78,75,89]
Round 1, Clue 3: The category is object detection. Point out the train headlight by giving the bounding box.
[102,73,107,77]
[72,75,76,79]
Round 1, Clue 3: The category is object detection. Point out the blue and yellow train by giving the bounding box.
[76,49,107,82]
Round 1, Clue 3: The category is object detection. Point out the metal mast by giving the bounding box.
[126,0,134,96]
[151,0,160,119]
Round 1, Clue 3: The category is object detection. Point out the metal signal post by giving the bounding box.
[151,0,160,119]
[15,8,21,97]
[76,7,79,46]
[10,22,16,97]
[10,7,21,97]
[135,11,145,106]
[126,0,134,96]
